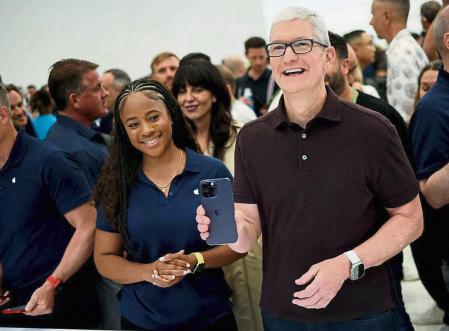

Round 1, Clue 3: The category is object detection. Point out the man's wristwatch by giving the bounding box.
[343,250,365,280]
[191,252,205,274]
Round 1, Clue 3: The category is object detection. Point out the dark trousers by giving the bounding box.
[121,313,238,331]
[262,310,398,331]
[411,197,449,325]
[389,256,414,331]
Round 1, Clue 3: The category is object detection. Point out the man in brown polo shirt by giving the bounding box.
[197,6,423,331]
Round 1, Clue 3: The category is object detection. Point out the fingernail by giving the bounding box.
[183,270,189,275]
[186,263,190,268]
[159,256,165,261]
[171,275,175,280]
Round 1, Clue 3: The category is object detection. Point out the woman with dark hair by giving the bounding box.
[172,60,239,174]
[173,61,263,331]
[93,80,242,331]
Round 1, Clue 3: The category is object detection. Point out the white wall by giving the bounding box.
[0,0,436,88]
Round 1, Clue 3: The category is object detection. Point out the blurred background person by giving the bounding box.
[150,52,179,93]
[97,68,131,135]
[216,64,257,125]
[5,84,37,137]
[235,37,278,116]
[370,0,429,123]
[410,59,449,331]
[30,89,56,140]
[222,54,247,79]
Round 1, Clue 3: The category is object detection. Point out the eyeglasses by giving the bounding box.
[265,38,328,57]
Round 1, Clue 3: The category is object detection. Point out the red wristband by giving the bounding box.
[46,275,61,289]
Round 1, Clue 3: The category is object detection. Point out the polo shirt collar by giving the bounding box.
[56,114,105,143]
[137,147,201,184]
[271,86,341,129]
[246,68,271,82]
[438,68,449,86]
[1,130,29,172]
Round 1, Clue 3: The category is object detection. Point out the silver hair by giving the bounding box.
[270,7,329,46]
[434,6,449,54]
[0,85,11,116]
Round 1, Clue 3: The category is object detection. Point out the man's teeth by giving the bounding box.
[284,68,305,76]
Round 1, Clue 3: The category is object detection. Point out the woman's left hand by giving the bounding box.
[151,250,196,288]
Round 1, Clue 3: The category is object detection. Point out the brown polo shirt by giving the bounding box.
[233,87,418,323]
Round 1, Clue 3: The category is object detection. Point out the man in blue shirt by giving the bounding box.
[0,85,96,328]
[46,59,109,188]
[410,8,449,329]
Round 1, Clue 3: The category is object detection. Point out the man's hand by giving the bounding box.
[24,281,56,315]
[293,255,349,309]
[0,289,10,307]
[196,205,211,240]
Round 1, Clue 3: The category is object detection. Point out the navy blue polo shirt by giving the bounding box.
[0,130,91,295]
[410,68,449,180]
[97,148,233,330]
[46,114,108,188]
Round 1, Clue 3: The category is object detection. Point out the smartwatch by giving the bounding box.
[344,250,365,280]
[191,252,205,274]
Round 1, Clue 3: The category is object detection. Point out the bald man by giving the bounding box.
[370,0,428,123]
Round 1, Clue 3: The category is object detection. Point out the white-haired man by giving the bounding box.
[197,6,423,330]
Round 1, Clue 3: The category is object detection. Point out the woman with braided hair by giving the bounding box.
[93,79,243,330]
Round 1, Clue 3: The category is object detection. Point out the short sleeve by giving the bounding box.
[42,151,91,214]
[410,107,449,180]
[214,160,233,181]
[96,204,118,233]
[373,128,418,208]
[233,132,257,204]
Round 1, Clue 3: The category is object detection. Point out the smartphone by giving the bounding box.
[1,305,26,314]
[200,178,237,245]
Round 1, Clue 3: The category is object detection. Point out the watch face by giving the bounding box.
[351,263,365,280]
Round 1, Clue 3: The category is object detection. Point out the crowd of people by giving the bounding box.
[1,0,449,330]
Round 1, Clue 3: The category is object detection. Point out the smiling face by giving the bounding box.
[120,92,175,160]
[7,90,28,128]
[176,85,215,124]
[269,18,334,95]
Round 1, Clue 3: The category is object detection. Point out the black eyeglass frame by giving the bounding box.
[265,38,329,57]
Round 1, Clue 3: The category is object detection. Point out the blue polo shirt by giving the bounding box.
[46,114,108,188]
[97,148,233,330]
[410,68,449,180]
[0,130,91,295]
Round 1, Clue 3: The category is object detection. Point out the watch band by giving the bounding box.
[191,252,205,273]
[344,250,361,264]
[46,275,62,289]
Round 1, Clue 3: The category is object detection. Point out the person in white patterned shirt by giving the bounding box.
[370,0,429,124]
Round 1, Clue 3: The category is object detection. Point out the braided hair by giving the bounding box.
[93,79,198,258]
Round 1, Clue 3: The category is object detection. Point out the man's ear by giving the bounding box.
[68,92,80,109]
[341,58,351,76]
[383,8,393,25]
[325,46,336,66]
[0,106,10,124]
[444,32,449,52]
